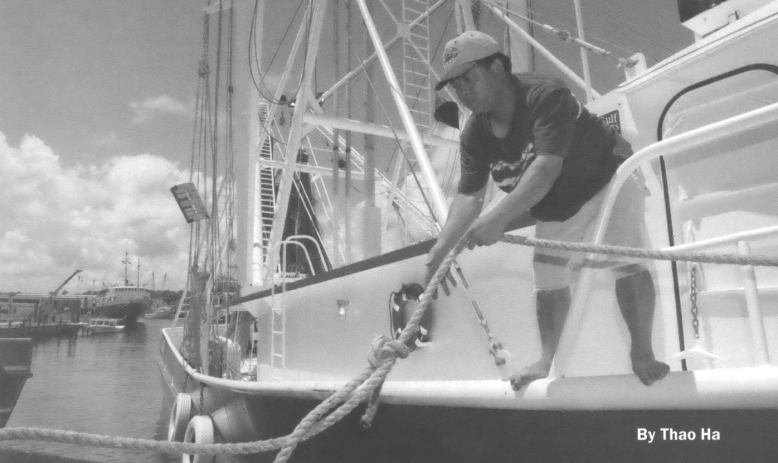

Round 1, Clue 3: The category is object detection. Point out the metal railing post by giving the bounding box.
[738,241,771,365]
[552,100,778,376]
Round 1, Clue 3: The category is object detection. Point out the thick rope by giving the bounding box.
[271,240,466,462]
[3,234,776,458]
[501,234,778,267]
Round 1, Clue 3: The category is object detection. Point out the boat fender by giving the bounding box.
[168,393,193,442]
[182,415,215,463]
[389,283,432,349]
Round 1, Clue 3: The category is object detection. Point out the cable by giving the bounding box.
[249,0,307,104]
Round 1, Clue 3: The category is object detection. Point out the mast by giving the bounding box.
[234,0,264,289]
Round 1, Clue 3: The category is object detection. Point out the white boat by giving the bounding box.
[87,318,125,334]
[94,285,151,324]
[158,0,778,461]
[144,306,175,319]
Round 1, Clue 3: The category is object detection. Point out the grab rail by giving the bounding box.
[553,100,778,376]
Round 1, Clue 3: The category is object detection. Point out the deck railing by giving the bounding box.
[553,100,778,376]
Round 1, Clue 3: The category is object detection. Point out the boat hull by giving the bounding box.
[0,338,33,428]
[94,300,146,324]
[86,326,124,334]
[158,330,778,462]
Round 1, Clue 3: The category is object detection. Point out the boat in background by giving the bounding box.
[93,286,150,324]
[86,318,125,334]
[158,0,778,461]
[144,306,174,320]
[0,338,33,428]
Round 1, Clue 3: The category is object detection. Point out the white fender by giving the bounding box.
[168,393,193,442]
[182,415,215,463]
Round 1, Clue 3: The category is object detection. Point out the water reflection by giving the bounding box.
[3,319,175,463]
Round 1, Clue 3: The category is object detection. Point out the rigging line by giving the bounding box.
[595,0,678,55]
[249,0,306,104]
[300,0,314,94]
[498,1,581,33]
[190,78,204,183]
[489,1,647,64]
[583,5,661,63]
[429,8,455,78]
[485,1,635,65]
[225,3,236,278]
[210,0,226,272]
[191,7,211,182]
[345,16,439,225]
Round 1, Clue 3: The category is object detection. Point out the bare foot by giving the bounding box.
[510,360,552,391]
[632,355,670,386]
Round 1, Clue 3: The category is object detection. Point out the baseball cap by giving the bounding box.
[435,31,501,91]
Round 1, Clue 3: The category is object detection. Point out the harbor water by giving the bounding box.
[1,318,176,463]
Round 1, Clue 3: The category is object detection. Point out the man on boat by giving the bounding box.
[426,30,669,390]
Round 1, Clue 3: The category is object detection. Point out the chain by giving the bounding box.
[690,265,700,339]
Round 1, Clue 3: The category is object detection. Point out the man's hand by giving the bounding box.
[424,244,458,299]
[464,211,510,250]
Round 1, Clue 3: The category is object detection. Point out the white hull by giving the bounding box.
[158,1,778,461]
[87,318,125,334]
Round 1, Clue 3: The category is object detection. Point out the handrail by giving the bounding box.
[284,235,328,275]
[552,100,778,377]
[272,239,317,281]
[664,225,778,254]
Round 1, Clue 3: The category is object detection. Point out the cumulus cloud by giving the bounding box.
[0,132,194,293]
[130,95,193,124]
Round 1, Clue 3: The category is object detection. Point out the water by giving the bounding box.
[2,318,177,463]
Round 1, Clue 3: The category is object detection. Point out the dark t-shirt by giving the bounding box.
[458,73,626,222]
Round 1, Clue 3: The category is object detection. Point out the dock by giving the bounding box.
[0,441,167,463]
[0,321,87,340]
[0,446,105,463]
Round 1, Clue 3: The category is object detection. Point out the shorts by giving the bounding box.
[533,174,649,291]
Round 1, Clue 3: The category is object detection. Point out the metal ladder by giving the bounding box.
[258,101,277,268]
[402,0,432,133]
[269,285,285,380]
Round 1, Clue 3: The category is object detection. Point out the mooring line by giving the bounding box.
[1,234,776,461]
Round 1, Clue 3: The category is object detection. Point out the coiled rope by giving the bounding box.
[2,234,777,461]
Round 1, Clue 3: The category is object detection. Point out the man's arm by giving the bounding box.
[424,187,486,289]
[465,154,562,248]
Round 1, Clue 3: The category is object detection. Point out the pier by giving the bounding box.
[0,446,114,463]
[0,321,87,340]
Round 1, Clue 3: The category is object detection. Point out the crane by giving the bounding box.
[51,269,82,297]
[35,269,82,322]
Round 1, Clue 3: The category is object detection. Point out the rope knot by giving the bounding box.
[367,335,410,368]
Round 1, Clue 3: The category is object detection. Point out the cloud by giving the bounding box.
[130,95,193,124]
[0,132,194,293]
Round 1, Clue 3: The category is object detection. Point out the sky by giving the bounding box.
[1,1,207,294]
[0,0,693,295]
